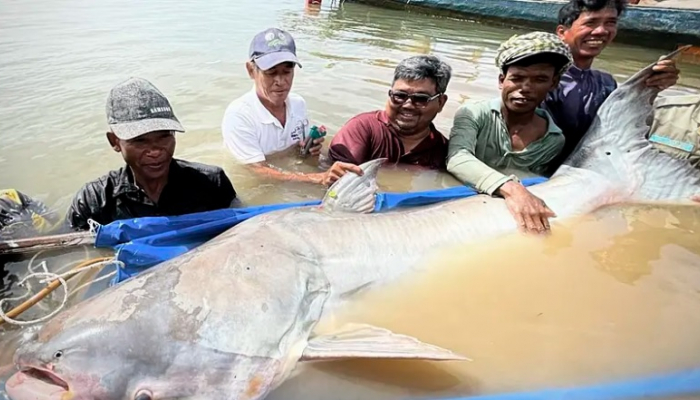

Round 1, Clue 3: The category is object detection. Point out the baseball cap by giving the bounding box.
[249,28,302,70]
[106,77,185,140]
[495,31,573,75]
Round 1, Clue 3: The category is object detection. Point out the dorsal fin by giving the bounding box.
[320,158,386,213]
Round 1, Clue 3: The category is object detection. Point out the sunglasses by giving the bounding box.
[388,90,441,108]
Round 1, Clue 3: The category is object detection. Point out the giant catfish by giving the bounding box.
[5,48,700,400]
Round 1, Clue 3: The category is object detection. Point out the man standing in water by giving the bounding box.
[328,55,452,170]
[222,28,362,186]
[447,32,573,235]
[67,78,238,230]
[545,0,680,166]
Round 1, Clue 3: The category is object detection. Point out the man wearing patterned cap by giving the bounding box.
[447,31,572,235]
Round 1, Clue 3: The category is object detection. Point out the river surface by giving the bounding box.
[1,0,700,399]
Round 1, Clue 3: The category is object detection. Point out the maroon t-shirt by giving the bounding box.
[328,110,448,170]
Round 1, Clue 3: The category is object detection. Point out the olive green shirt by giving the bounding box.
[447,98,565,195]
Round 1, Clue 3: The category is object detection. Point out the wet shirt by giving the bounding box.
[543,65,618,160]
[328,110,448,169]
[67,159,237,230]
[447,98,564,195]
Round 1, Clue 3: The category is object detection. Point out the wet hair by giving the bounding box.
[502,53,569,76]
[558,0,626,27]
[392,55,453,94]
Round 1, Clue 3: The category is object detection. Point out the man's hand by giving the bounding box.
[497,181,556,234]
[692,194,700,203]
[321,162,363,186]
[645,58,680,91]
[299,136,325,157]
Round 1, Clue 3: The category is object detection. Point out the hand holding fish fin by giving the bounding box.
[300,323,470,361]
[320,158,386,214]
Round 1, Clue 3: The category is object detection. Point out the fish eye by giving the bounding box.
[134,390,153,400]
[53,350,63,359]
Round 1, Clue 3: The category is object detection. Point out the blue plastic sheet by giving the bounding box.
[95,178,547,283]
[432,367,700,400]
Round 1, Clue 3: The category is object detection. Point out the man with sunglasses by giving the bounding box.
[447,32,573,235]
[222,28,362,186]
[328,55,452,170]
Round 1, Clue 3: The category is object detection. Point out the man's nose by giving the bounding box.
[591,24,608,36]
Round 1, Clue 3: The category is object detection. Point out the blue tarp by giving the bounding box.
[94,178,547,283]
[435,367,700,400]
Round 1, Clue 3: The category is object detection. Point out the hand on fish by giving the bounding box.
[299,136,324,157]
[322,161,364,186]
[497,181,556,235]
[645,58,680,91]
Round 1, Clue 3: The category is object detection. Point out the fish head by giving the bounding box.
[6,239,332,400]
[7,321,135,399]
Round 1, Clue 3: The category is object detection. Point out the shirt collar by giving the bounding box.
[249,86,292,126]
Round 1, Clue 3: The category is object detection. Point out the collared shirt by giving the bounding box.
[447,98,565,195]
[543,65,618,160]
[221,87,309,164]
[648,94,700,168]
[66,159,237,230]
[327,110,448,169]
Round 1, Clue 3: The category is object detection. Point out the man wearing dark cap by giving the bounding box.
[67,77,237,230]
[221,27,361,186]
[447,32,572,235]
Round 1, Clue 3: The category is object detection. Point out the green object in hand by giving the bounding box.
[302,125,327,156]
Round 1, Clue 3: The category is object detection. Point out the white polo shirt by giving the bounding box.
[221,88,310,164]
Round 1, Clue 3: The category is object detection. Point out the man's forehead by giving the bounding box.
[392,78,437,93]
[578,7,619,22]
[507,63,555,75]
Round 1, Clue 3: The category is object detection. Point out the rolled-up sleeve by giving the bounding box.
[446,105,512,195]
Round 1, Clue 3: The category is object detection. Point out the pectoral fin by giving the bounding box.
[300,323,470,362]
[320,158,386,214]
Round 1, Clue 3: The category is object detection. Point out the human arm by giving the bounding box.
[222,108,357,185]
[446,105,555,234]
[446,105,514,194]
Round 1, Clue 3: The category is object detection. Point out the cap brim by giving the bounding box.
[109,118,185,140]
[254,52,302,70]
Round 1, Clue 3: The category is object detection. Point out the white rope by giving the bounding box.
[0,258,124,326]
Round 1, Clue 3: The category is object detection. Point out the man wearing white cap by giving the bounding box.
[221,27,361,186]
[67,77,238,230]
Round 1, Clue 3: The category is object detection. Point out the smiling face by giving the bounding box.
[557,7,619,67]
[499,63,559,115]
[385,78,446,136]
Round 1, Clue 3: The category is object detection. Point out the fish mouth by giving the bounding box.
[22,367,70,390]
[5,367,71,400]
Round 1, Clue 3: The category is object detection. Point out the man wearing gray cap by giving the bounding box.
[67,77,237,230]
[221,27,361,186]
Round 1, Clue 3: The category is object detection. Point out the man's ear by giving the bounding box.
[437,94,448,112]
[551,74,562,90]
[555,25,568,40]
[498,73,505,91]
[246,61,256,79]
[106,131,121,152]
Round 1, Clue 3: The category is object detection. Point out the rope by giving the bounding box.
[0,256,121,326]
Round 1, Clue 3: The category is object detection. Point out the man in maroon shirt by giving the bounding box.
[328,55,452,172]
